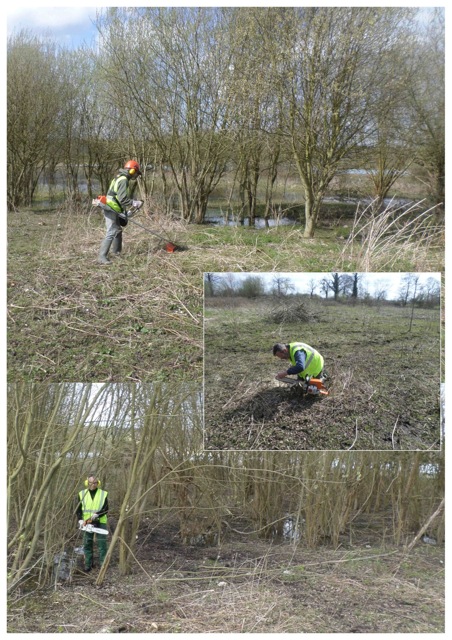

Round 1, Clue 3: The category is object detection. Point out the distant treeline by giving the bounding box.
[7,7,444,236]
[205,272,441,307]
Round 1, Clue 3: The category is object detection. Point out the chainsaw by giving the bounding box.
[79,520,109,535]
[277,375,329,396]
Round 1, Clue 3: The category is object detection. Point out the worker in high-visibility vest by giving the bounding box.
[273,342,324,381]
[76,475,109,572]
[98,160,142,264]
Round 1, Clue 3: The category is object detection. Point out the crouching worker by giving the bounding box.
[98,160,142,264]
[76,475,109,572]
[273,342,324,382]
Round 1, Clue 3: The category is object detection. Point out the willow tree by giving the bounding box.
[7,31,63,208]
[271,7,416,237]
[7,383,113,592]
[95,7,233,223]
[223,8,285,226]
[403,8,445,210]
[96,382,202,584]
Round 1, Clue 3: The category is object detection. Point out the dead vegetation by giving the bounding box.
[204,298,441,450]
[337,199,444,271]
[8,193,444,383]
[8,382,444,632]
[7,517,444,634]
[268,299,314,324]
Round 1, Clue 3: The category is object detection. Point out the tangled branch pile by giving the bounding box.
[268,300,313,324]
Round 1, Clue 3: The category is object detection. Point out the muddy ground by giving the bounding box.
[7,519,445,634]
[204,298,442,450]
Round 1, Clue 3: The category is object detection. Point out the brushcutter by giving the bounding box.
[92,197,186,252]
[277,374,329,396]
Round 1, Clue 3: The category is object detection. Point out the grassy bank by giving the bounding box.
[204,297,441,450]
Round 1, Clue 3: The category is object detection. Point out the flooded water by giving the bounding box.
[204,209,297,228]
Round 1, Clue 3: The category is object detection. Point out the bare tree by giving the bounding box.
[403,9,445,210]
[423,277,441,308]
[7,383,113,592]
[270,7,416,237]
[216,273,240,297]
[204,273,223,297]
[398,273,418,307]
[307,278,318,297]
[271,276,295,298]
[7,31,63,208]
[225,8,285,226]
[96,7,233,223]
[373,279,389,303]
[320,277,330,299]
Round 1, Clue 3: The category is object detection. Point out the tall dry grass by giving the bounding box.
[337,199,444,271]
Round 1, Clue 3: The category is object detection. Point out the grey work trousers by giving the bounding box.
[104,209,123,242]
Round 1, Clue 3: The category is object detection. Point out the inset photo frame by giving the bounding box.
[203,271,443,451]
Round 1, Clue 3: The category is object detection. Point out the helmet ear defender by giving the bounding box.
[85,478,101,487]
[124,160,141,176]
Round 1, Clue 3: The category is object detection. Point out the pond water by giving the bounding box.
[204,209,297,228]
[204,196,413,227]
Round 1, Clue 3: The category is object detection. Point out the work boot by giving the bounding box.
[98,238,113,264]
[111,234,122,256]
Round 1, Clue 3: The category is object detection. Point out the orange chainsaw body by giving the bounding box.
[307,378,329,396]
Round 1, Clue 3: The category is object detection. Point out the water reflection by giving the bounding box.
[205,210,296,228]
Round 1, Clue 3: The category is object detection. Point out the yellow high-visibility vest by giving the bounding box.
[106,175,128,212]
[289,342,324,379]
[79,489,108,523]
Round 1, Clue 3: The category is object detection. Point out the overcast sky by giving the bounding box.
[207,272,441,301]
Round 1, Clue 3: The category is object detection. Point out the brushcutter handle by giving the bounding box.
[124,203,142,218]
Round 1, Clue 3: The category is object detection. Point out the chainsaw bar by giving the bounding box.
[277,376,329,396]
[278,377,302,386]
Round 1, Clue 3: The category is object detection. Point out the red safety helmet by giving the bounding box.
[124,160,141,176]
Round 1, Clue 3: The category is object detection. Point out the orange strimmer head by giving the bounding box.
[165,242,177,253]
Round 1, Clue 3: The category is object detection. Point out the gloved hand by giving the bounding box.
[92,513,99,519]
[78,519,84,527]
